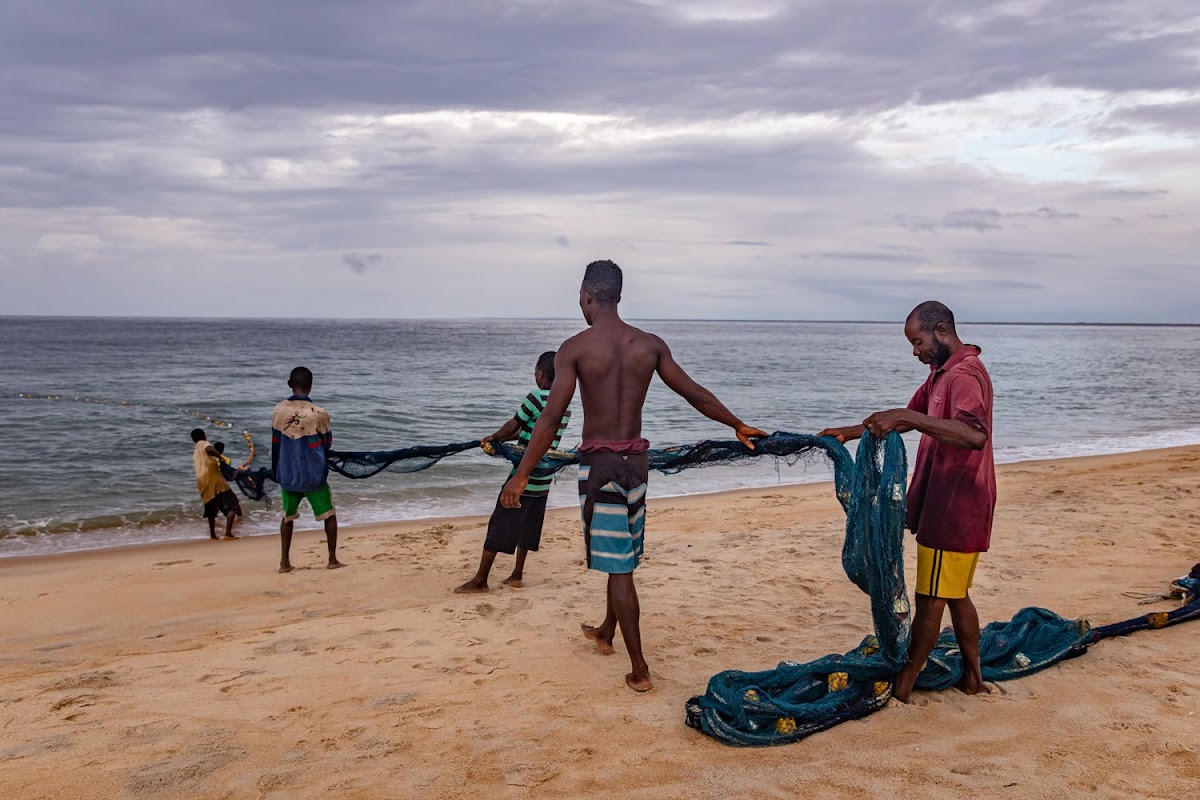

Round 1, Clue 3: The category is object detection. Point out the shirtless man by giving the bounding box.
[501,260,765,692]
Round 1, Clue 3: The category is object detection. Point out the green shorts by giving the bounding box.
[281,484,335,522]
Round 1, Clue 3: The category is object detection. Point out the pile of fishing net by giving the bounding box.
[680,433,1200,746]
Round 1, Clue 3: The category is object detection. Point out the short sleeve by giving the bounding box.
[516,391,543,425]
[948,373,989,436]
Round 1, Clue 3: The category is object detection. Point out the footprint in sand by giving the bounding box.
[46,670,117,691]
[49,694,98,712]
[257,772,298,792]
[152,559,193,568]
[125,746,248,797]
[254,639,313,657]
[0,735,74,761]
[504,763,558,788]
[366,692,417,709]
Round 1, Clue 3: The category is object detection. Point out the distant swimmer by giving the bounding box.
[190,428,241,540]
[272,367,344,573]
[455,351,571,594]
[820,300,995,703]
[501,260,766,692]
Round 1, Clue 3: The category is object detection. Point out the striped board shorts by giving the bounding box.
[578,450,649,574]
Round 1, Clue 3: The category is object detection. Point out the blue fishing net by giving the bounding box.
[228,440,484,500]
[682,433,1200,747]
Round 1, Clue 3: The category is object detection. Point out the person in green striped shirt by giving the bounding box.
[454,351,571,593]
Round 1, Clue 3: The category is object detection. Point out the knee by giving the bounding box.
[948,595,975,611]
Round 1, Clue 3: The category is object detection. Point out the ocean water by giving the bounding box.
[2,317,1199,557]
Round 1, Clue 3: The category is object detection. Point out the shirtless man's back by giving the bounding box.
[502,260,764,691]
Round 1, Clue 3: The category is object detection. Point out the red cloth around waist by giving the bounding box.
[579,438,650,454]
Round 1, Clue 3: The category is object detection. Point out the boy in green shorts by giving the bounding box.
[271,366,345,573]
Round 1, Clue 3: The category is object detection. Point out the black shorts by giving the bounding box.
[203,489,242,519]
[483,491,548,554]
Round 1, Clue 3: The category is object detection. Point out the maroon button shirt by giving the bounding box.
[905,344,996,553]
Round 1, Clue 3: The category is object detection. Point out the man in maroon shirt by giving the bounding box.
[820,300,995,703]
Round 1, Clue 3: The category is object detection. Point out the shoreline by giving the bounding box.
[4,443,1200,566]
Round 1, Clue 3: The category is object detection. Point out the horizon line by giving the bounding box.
[1,313,1198,328]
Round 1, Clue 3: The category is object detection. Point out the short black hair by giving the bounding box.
[582,260,623,306]
[190,428,206,443]
[213,441,225,454]
[288,366,313,393]
[908,300,956,333]
[536,350,557,383]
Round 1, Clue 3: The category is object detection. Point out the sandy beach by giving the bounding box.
[1,447,1197,799]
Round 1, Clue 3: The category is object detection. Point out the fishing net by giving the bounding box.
[224,441,483,502]
[326,441,482,479]
[484,431,850,484]
[682,433,1200,747]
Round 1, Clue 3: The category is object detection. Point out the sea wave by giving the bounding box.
[4,428,1200,559]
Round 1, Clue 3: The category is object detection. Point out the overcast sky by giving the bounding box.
[1,1,1197,322]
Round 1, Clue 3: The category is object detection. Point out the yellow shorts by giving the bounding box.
[915,544,979,599]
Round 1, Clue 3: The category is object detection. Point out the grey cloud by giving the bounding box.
[1115,99,1200,132]
[1,1,1197,121]
[1030,207,1080,222]
[893,209,1004,233]
[942,208,1004,232]
[0,2,1197,322]
[952,248,1078,268]
[342,251,382,274]
[891,206,1094,234]
[818,250,927,264]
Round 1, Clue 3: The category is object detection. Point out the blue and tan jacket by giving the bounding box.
[271,395,332,493]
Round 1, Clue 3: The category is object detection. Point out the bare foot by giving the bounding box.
[278,564,294,574]
[625,673,654,692]
[222,534,239,540]
[453,579,488,594]
[502,576,524,588]
[954,674,983,695]
[327,560,347,570]
[580,623,614,655]
[891,666,917,703]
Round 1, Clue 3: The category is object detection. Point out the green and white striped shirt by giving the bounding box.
[513,388,570,494]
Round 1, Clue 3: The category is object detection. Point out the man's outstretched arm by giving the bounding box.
[863,409,987,450]
[653,338,765,448]
[817,424,866,443]
[482,416,522,444]
[500,350,578,507]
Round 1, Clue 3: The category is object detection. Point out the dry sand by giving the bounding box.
[1,447,1198,799]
